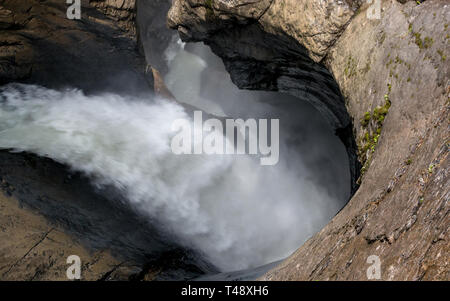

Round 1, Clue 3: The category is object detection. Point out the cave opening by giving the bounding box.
[144,36,357,276]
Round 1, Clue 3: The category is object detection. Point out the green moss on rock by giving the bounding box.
[357,88,392,179]
[205,0,214,19]
[413,32,434,49]
[437,49,446,61]
[344,55,357,78]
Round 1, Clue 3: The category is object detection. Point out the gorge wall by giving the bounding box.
[167,0,449,280]
[0,0,148,94]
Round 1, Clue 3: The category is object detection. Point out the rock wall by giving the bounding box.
[168,0,449,280]
[0,184,138,280]
[136,0,174,75]
[90,0,137,34]
[0,0,149,94]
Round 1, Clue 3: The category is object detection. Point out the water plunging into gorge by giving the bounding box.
[163,39,352,270]
[0,36,350,274]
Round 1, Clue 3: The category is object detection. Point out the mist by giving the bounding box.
[165,40,350,206]
[0,39,350,273]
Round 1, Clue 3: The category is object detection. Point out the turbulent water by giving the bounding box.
[0,40,349,272]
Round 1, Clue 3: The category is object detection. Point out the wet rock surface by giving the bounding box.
[0,150,215,280]
[136,0,173,75]
[0,0,149,95]
[90,0,137,34]
[0,192,135,281]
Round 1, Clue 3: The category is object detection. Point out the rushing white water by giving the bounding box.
[0,83,346,271]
